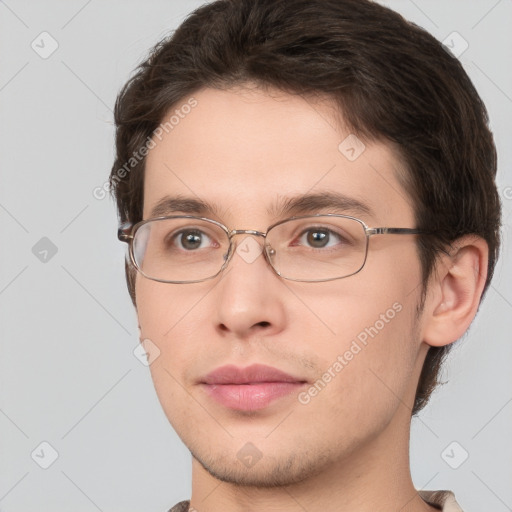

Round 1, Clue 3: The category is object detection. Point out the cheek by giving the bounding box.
[136,277,197,339]
[135,279,189,376]
[292,248,422,413]
[293,293,420,443]
[135,277,216,380]
[135,278,204,428]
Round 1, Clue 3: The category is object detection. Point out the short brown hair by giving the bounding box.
[109,0,501,414]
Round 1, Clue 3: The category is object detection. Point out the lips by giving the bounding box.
[202,363,305,385]
[200,364,307,411]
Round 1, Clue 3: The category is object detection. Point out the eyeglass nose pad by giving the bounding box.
[222,244,233,263]
[221,238,238,268]
[264,243,277,264]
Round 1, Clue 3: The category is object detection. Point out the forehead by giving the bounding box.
[143,86,414,227]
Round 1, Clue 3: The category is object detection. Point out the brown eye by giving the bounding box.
[179,230,203,250]
[171,229,212,250]
[296,227,346,249]
[306,229,330,248]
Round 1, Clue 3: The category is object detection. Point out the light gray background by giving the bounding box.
[0,1,511,511]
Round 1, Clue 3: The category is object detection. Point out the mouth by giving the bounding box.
[200,364,308,412]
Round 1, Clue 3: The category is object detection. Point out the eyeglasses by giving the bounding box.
[118,214,426,284]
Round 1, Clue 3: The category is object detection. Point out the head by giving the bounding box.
[110,0,501,487]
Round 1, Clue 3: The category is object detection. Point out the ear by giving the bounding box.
[422,235,489,347]
[125,258,137,308]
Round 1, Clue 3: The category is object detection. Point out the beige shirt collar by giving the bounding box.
[168,491,464,512]
[419,490,464,511]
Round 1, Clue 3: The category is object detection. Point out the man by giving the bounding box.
[110,0,501,510]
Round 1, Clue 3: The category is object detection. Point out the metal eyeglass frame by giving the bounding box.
[118,213,428,284]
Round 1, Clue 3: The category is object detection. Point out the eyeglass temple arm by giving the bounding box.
[118,223,134,243]
[367,227,427,235]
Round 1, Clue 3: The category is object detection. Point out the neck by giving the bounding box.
[188,404,437,512]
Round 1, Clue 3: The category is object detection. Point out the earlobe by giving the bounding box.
[423,236,489,348]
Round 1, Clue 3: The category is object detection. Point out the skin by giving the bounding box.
[136,85,488,512]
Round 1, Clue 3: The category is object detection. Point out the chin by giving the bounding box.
[190,444,334,488]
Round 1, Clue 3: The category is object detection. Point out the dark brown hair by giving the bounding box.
[110,0,501,414]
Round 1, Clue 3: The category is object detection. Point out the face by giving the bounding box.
[137,86,428,486]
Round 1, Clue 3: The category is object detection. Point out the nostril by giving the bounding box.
[256,321,271,328]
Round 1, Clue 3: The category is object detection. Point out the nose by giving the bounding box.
[212,234,287,340]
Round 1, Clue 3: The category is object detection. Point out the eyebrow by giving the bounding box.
[271,191,374,219]
[149,196,222,218]
[149,192,375,221]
